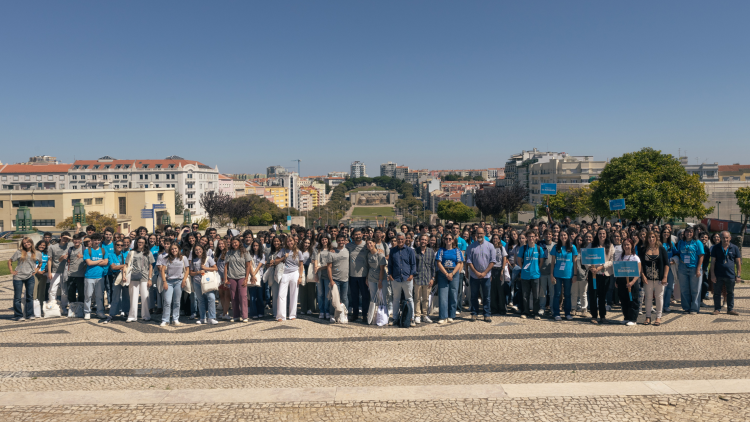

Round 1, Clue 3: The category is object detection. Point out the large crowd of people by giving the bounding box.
[7,217,743,327]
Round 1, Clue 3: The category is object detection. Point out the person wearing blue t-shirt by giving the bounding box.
[550,231,578,321]
[83,233,109,320]
[518,231,547,320]
[435,234,464,324]
[105,241,130,323]
[101,228,115,313]
[676,227,704,314]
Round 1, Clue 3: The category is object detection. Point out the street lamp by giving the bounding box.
[160,213,171,227]
[183,209,192,225]
[716,201,721,220]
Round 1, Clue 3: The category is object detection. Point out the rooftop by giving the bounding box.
[0,164,73,173]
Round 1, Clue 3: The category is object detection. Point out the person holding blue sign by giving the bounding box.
[639,231,669,326]
[550,231,578,321]
[677,226,704,314]
[615,239,641,326]
[586,229,615,324]
[518,231,547,320]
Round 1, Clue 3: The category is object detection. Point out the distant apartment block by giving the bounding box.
[718,164,750,181]
[680,157,718,182]
[266,165,288,178]
[380,161,397,178]
[350,161,368,178]
[527,156,607,205]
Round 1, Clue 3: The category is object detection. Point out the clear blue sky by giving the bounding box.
[1,1,748,176]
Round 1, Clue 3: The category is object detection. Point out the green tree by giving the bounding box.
[437,200,475,223]
[591,148,713,223]
[56,211,117,232]
[735,187,750,248]
[174,189,185,214]
[536,191,572,222]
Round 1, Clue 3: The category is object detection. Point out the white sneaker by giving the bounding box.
[160,322,167,327]
[126,318,136,323]
[566,315,573,320]
[510,305,518,312]
[415,316,421,324]
[554,316,561,321]
[626,321,636,326]
[423,316,433,323]
[447,318,454,323]
[520,315,527,319]
[437,320,446,324]
[196,320,202,325]
[330,317,336,323]
[173,321,182,326]
[208,319,219,325]
[84,313,91,320]
[537,310,544,316]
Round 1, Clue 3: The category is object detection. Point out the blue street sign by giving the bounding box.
[581,248,605,265]
[613,261,640,278]
[140,209,154,218]
[153,204,166,210]
[609,199,626,211]
[540,183,557,195]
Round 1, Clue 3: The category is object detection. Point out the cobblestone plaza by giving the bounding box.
[2,274,750,421]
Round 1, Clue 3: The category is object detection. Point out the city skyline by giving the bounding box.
[1,1,749,175]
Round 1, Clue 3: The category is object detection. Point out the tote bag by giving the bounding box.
[201,271,220,293]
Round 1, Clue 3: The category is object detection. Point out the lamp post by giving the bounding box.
[73,203,87,226]
[15,206,34,234]
[160,213,171,227]
[183,209,192,225]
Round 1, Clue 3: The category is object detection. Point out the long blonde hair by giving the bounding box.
[18,237,36,262]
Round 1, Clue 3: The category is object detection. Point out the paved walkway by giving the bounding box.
[2,274,750,420]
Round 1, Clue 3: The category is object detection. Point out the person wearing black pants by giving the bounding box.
[615,239,642,326]
[489,267,507,315]
[585,228,614,324]
[67,277,85,302]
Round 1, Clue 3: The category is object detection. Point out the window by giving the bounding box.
[59,184,65,189]
[95,198,103,205]
[11,200,55,207]
[124,165,130,169]
[72,185,78,190]
[155,184,160,188]
[81,175,86,180]
[187,193,193,199]
[1,176,5,181]
[114,174,119,179]
[36,175,42,181]
[25,175,31,181]
[155,174,159,179]
[47,175,53,181]
[82,165,88,169]
[141,165,148,169]
[105,165,111,169]
[187,203,194,209]
[0,201,3,208]
[158,193,164,201]
[94,165,100,169]
[156,164,162,169]
[84,198,92,205]
[115,165,121,169]
[13,219,55,227]
[72,175,77,180]
[168,164,175,169]
[122,175,127,180]
[187,173,193,179]
[118,197,126,214]
[14,176,19,181]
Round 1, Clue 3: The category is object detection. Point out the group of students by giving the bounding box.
[7,218,743,327]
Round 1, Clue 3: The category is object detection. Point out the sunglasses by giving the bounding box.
[115,244,124,247]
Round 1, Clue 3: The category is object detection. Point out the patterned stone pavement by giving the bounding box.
[2,274,750,420]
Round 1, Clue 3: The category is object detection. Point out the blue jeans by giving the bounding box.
[13,277,35,319]
[318,278,331,316]
[248,286,264,317]
[714,277,735,312]
[329,280,349,315]
[469,277,491,317]
[663,268,675,311]
[84,277,105,315]
[437,271,460,320]
[193,280,216,320]
[554,278,572,317]
[348,276,369,320]
[162,278,183,323]
[678,264,702,312]
[108,281,131,317]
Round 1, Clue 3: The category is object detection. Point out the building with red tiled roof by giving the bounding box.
[0,163,73,191]
[718,165,750,181]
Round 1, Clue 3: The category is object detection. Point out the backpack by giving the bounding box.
[398,299,413,328]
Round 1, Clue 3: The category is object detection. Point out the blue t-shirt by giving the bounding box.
[551,245,578,279]
[39,252,49,272]
[101,241,115,272]
[435,248,464,269]
[107,250,129,275]
[662,242,678,260]
[83,247,106,279]
[519,244,547,280]
[457,237,468,252]
[150,245,160,269]
[677,240,704,269]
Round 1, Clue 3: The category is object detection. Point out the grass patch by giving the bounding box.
[351,207,395,217]
[743,258,749,280]
[0,266,10,276]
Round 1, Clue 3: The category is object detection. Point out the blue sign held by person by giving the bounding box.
[609,199,626,211]
[541,183,557,195]
[613,261,640,278]
[581,248,605,266]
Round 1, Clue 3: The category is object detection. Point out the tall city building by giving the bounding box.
[266,165,288,178]
[350,161,367,178]
[380,162,397,178]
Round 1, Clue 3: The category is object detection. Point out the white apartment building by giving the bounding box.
[380,162,397,178]
[680,157,719,182]
[327,171,348,179]
[350,161,367,178]
[67,156,219,217]
[528,156,607,205]
[0,163,72,191]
